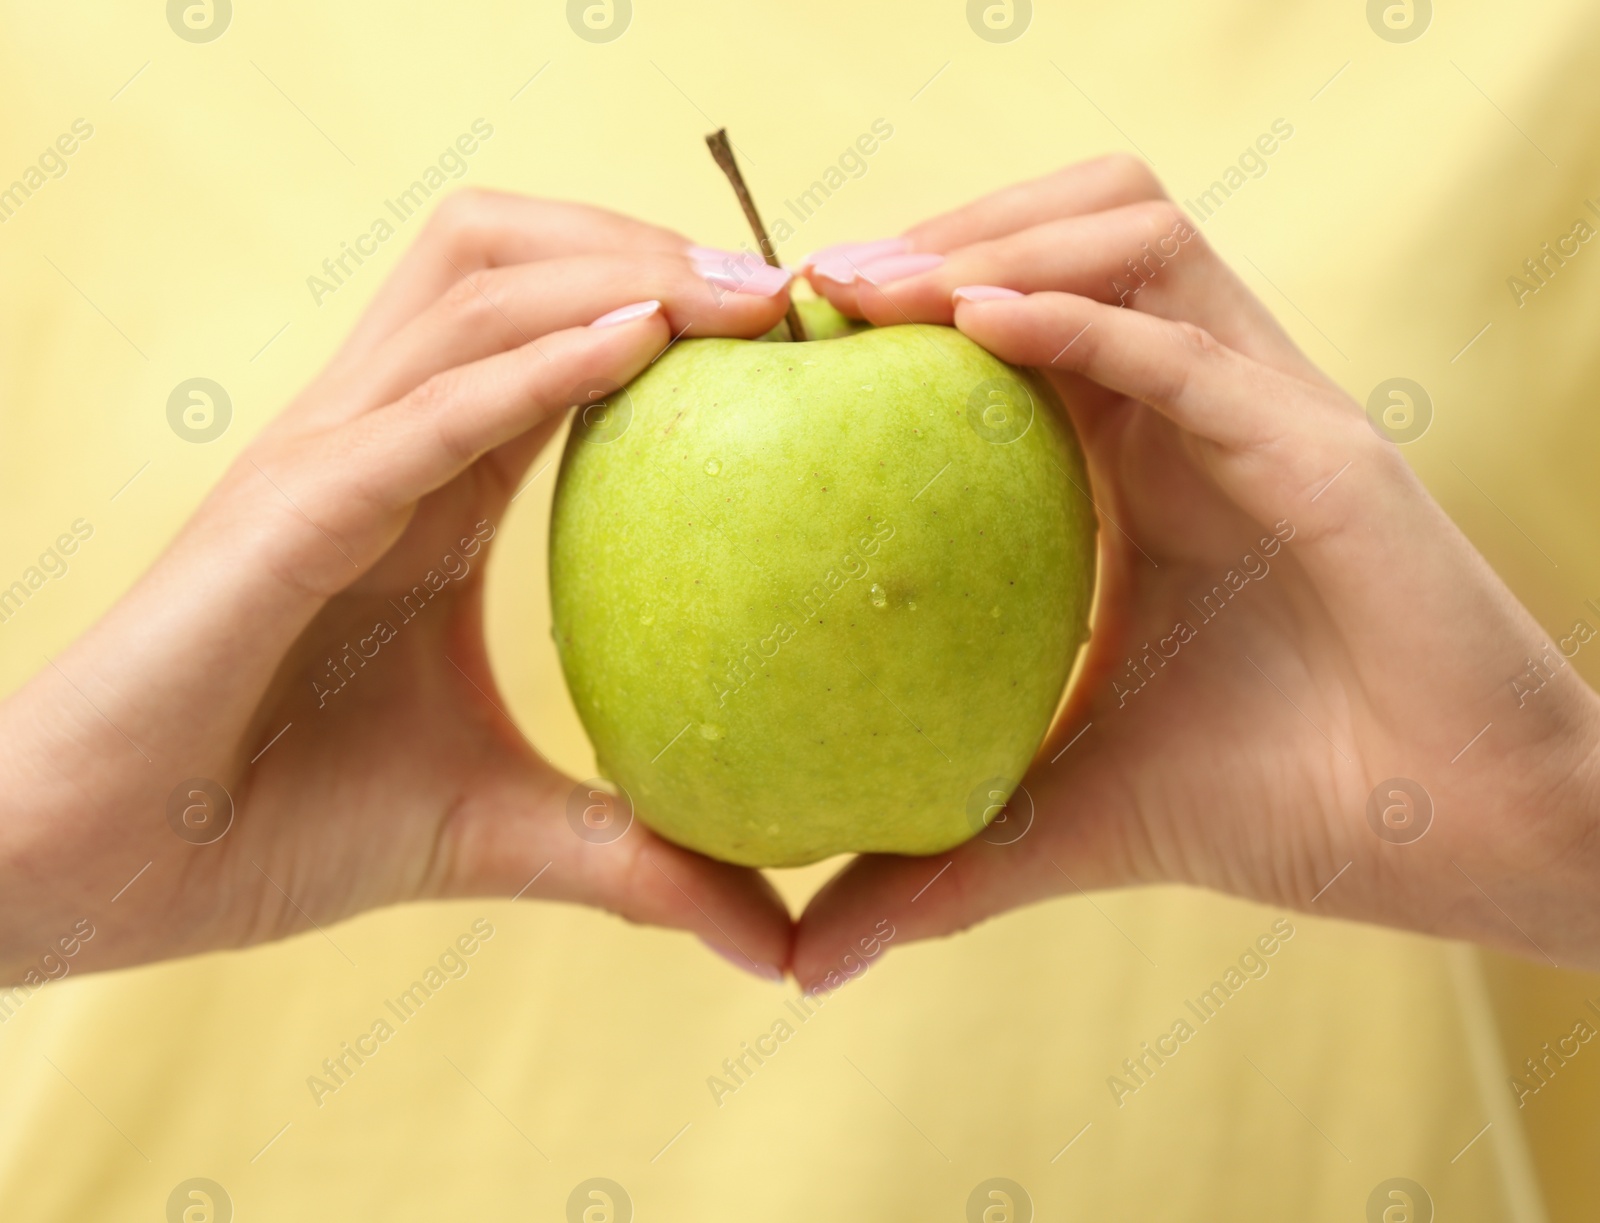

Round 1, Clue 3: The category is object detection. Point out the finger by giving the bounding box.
[807,267,865,319]
[447,768,793,977]
[904,153,1166,251]
[956,288,1492,692]
[792,767,1126,991]
[854,201,1317,378]
[953,290,1326,451]
[801,154,1168,316]
[790,848,1039,992]
[318,251,794,421]
[858,201,1191,322]
[954,288,1450,627]
[815,250,956,324]
[241,305,670,601]
[800,237,910,279]
[794,695,1175,991]
[801,238,911,318]
[355,308,669,510]
[330,190,690,369]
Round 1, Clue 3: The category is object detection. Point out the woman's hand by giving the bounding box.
[0,191,799,984]
[793,157,1600,989]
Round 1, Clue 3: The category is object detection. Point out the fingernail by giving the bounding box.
[700,938,784,982]
[953,285,1023,303]
[690,247,793,297]
[858,252,946,287]
[800,237,909,274]
[810,240,913,284]
[808,258,856,285]
[812,242,915,285]
[590,300,662,328]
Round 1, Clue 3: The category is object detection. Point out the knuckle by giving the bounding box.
[430,411,476,469]
[1336,400,1405,464]
[402,370,457,420]
[438,267,501,322]
[426,188,505,263]
[1150,359,1195,410]
[1143,322,1221,405]
[633,252,689,294]
[614,841,685,925]
[1097,151,1162,198]
[257,543,345,604]
[1142,198,1186,235]
[429,186,490,234]
[1059,310,1104,361]
[1138,199,1203,252]
[237,473,361,601]
[1172,320,1223,358]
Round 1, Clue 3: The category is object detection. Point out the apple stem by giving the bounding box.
[704,128,808,342]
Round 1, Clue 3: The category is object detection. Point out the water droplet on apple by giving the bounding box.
[639,612,655,626]
[704,458,721,476]
[907,600,918,611]
[698,722,724,740]
[990,606,1002,618]
[869,583,887,608]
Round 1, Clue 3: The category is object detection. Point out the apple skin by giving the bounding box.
[549,299,1096,868]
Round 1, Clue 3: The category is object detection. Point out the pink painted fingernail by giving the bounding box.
[858,252,946,287]
[690,246,794,297]
[809,258,856,284]
[700,938,784,982]
[953,285,1023,303]
[800,237,910,275]
[590,299,662,328]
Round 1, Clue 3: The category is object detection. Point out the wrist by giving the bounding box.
[1556,701,1600,963]
[0,702,94,988]
[0,665,182,987]
[1512,689,1600,970]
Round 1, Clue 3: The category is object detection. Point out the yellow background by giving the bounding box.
[3,1,1599,1218]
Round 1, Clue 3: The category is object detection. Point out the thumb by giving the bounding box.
[792,757,1127,993]
[444,765,794,980]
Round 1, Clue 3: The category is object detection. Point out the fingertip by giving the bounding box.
[856,252,946,287]
[791,854,922,991]
[805,264,850,292]
[701,937,786,983]
[662,843,796,974]
[688,247,795,299]
[799,237,910,276]
[545,822,796,976]
[794,834,1074,990]
[951,289,1102,361]
[855,277,953,327]
[805,270,866,319]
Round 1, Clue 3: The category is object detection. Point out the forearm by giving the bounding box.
[0,519,303,985]
[1489,701,1600,970]
[0,687,129,988]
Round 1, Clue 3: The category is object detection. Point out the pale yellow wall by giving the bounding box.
[1,2,1596,1219]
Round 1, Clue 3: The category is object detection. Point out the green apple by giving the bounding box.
[548,298,1096,867]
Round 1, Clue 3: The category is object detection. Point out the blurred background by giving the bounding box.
[2,1,1599,1219]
